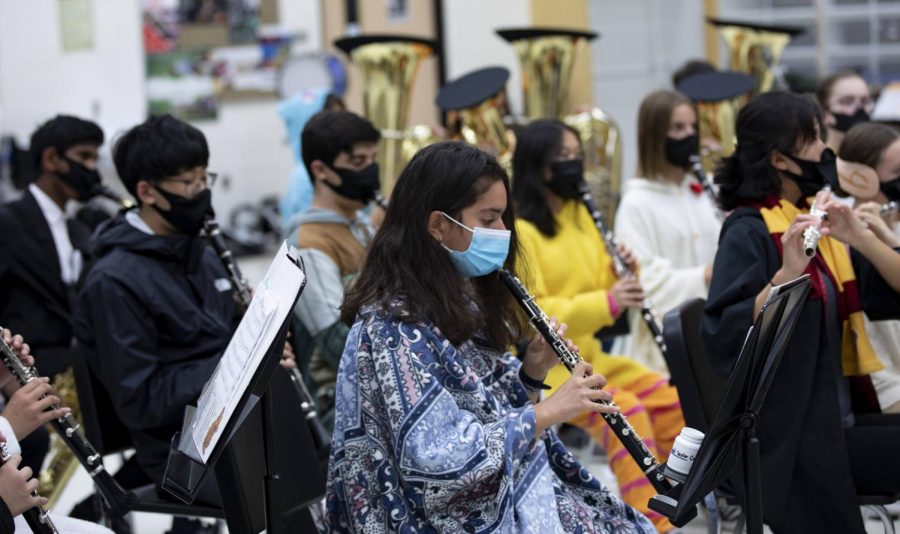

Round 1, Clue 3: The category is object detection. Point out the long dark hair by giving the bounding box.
[714,92,823,211]
[511,119,580,237]
[342,142,525,349]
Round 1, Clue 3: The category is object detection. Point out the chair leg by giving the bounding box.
[863,504,896,534]
[703,492,721,534]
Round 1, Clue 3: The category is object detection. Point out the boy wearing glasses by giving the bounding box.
[74,115,235,516]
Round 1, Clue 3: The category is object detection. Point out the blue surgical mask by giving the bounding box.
[441,212,510,278]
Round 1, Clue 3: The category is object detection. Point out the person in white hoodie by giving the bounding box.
[614,89,721,374]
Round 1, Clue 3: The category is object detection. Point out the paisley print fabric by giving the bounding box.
[324,304,655,533]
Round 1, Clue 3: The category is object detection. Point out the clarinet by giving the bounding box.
[498,269,673,494]
[802,186,831,258]
[0,331,136,517]
[373,192,389,211]
[577,182,668,357]
[689,155,716,201]
[882,200,899,216]
[0,441,58,533]
[202,218,331,451]
[91,183,135,209]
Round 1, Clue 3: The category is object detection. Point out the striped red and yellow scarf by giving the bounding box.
[751,196,882,376]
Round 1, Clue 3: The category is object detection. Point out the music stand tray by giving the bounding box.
[648,275,811,533]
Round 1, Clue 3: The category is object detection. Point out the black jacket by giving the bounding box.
[701,207,900,534]
[0,190,91,377]
[74,213,237,484]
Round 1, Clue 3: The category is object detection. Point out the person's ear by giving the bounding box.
[427,211,448,243]
[135,180,158,206]
[310,160,330,183]
[41,146,63,174]
[771,152,791,172]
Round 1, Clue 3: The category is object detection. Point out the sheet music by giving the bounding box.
[191,241,305,462]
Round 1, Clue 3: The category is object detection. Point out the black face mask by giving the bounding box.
[831,108,871,133]
[881,177,900,202]
[59,156,102,202]
[153,187,214,236]
[783,148,839,198]
[547,159,585,199]
[325,162,380,203]
[665,135,699,170]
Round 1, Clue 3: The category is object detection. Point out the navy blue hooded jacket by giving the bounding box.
[74,212,238,484]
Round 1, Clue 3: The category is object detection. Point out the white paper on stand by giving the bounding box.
[191,241,305,462]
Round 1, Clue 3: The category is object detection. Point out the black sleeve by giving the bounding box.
[701,212,780,377]
[853,246,900,321]
[0,497,14,534]
[77,274,219,430]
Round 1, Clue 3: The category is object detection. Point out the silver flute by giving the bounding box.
[802,186,831,258]
[498,269,673,494]
[0,441,57,533]
[882,200,899,216]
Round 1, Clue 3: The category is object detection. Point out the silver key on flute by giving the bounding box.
[802,187,830,258]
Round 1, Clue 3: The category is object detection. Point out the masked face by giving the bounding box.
[324,162,380,203]
[831,108,871,133]
[783,148,839,198]
[152,187,214,236]
[58,156,102,202]
[665,134,699,170]
[547,159,585,199]
[440,212,510,278]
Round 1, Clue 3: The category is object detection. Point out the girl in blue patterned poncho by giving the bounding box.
[326,141,655,533]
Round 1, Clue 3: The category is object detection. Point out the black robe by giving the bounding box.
[701,207,900,534]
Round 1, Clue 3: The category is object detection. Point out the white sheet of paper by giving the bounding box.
[191,242,305,462]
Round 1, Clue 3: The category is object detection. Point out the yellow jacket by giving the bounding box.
[516,200,650,391]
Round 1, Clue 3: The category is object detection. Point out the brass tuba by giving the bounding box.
[676,70,755,169]
[435,66,514,169]
[334,35,440,194]
[707,18,805,97]
[497,27,623,226]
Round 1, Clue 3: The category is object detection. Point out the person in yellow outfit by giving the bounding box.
[511,118,685,533]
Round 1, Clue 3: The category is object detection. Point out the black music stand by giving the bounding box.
[648,275,811,534]
[162,251,326,534]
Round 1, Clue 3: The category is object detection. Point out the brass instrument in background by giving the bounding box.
[676,71,756,172]
[334,35,441,194]
[435,66,514,169]
[707,18,805,97]
[497,27,623,227]
[38,368,80,508]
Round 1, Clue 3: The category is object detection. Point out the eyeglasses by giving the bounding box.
[162,172,218,192]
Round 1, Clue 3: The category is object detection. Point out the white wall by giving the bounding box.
[588,0,706,181]
[441,0,530,117]
[0,0,320,221]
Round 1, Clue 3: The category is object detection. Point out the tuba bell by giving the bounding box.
[333,35,440,194]
[707,18,805,97]
[677,70,755,170]
[436,66,515,169]
[497,27,623,227]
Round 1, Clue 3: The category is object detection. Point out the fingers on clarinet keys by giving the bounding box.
[663,427,705,484]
